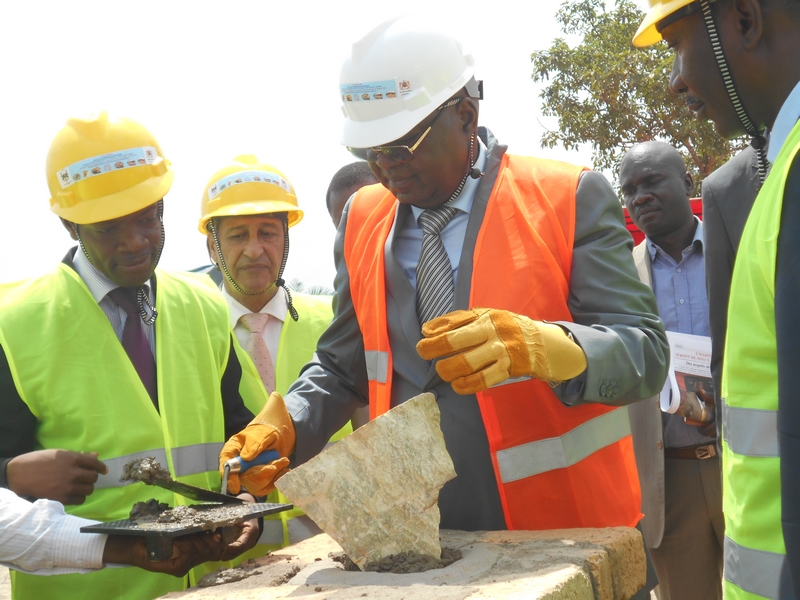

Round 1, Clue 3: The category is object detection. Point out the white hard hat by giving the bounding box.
[339,16,481,149]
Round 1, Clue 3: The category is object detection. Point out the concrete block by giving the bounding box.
[162,527,647,600]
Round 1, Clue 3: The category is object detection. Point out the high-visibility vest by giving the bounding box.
[0,266,263,600]
[258,293,351,548]
[722,119,800,599]
[343,154,641,530]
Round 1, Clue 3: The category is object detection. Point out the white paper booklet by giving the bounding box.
[659,331,714,422]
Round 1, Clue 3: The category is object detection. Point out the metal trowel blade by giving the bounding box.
[152,479,244,504]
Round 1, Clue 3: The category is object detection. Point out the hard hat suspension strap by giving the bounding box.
[699,0,770,185]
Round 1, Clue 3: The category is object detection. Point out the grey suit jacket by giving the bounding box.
[701,146,759,428]
[629,241,666,549]
[284,128,668,531]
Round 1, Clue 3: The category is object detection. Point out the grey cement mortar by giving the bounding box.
[163,528,647,600]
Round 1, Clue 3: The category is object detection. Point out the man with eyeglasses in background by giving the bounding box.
[221,19,667,596]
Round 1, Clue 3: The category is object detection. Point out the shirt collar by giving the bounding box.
[646,217,704,262]
[767,80,800,163]
[221,283,288,329]
[72,245,151,304]
[410,137,487,222]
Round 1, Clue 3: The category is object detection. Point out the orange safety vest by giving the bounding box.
[344,154,642,530]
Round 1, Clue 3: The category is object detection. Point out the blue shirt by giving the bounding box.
[394,140,487,289]
[647,218,714,447]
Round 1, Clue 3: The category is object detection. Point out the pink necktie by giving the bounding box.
[239,313,276,393]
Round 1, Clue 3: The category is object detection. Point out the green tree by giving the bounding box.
[531,0,745,191]
[287,277,334,296]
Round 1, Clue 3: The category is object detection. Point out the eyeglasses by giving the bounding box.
[348,97,464,163]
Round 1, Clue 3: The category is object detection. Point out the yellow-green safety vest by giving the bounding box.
[722,119,800,599]
[256,293,352,549]
[0,265,267,600]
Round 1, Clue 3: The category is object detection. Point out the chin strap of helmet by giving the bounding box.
[208,217,298,322]
[699,0,769,185]
[75,199,163,325]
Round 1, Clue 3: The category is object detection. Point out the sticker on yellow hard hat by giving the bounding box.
[207,170,292,201]
[56,146,161,190]
[340,79,405,102]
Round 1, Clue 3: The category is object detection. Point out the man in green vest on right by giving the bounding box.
[634,1,800,597]
[198,156,351,550]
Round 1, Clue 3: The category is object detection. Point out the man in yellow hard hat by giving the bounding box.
[0,112,268,600]
[199,155,350,550]
[221,17,667,597]
[634,1,800,597]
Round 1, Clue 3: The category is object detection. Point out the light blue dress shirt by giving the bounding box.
[394,140,487,289]
[647,218,714,448]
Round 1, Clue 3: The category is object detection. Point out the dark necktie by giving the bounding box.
[107,287,158,406]
[416,205,457,325]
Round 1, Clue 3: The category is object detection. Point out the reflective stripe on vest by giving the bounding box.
[365,350,389,383]
[93,443,224,489]
[343,155,642,530]
[497,407,631,483]
[722,400,779,458]
[724,536,785,599]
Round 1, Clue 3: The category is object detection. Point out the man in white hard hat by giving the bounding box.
[634,1,800,597]
[0,112,266,600]
[199,156,350,550]
[223,18,668,596]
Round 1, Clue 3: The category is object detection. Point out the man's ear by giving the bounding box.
[205,235,219,268]
[684,171,694,196]
[60,218,79,241]
[456,97,479,135]
[731,0,764,50]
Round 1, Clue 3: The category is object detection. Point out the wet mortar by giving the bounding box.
[331,547,462,574]
[120,457,172,485]
[199,559,265,588]
[128,501,259,531]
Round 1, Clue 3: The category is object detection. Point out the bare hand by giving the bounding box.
[685,389,717,437]
[6,450,107,505]
[104,532,228,577]
[218,493,261,562]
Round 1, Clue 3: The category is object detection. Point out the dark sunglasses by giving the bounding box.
[348,97,464,163]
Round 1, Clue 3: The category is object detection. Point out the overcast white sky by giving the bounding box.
[1,0,652,288]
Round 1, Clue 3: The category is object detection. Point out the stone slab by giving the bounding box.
[275,393,456,569]
[162,527,647,600]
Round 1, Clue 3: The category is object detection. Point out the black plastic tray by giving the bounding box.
[81,502,292,560]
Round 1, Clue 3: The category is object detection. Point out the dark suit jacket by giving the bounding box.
[701,146,759,431]
[629,241,666,549]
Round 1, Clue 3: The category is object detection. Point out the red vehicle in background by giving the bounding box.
[623,198,703,245]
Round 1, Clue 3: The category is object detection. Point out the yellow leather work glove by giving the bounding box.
[219,391,295,496]
[416,308,588,395]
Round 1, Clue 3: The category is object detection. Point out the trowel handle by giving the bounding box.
[226,450,280,474]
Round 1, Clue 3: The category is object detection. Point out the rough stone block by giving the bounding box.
[275,393,456,570]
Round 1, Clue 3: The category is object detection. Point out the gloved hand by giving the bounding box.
[219,392,295,496]
[416,308,588,394]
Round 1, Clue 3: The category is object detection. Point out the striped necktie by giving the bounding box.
[416,204,457,325]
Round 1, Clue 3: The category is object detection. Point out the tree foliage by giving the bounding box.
[531,0,746,190]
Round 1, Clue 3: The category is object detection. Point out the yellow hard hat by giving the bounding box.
[633,0,704,47]
[47,111,173,224]
[198,155,303,234]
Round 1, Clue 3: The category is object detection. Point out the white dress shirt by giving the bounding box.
[0,488,105,574]
[394,140,488,288]
[72,248,156,358]
[767,80,800,163]
[221,285,287,364]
